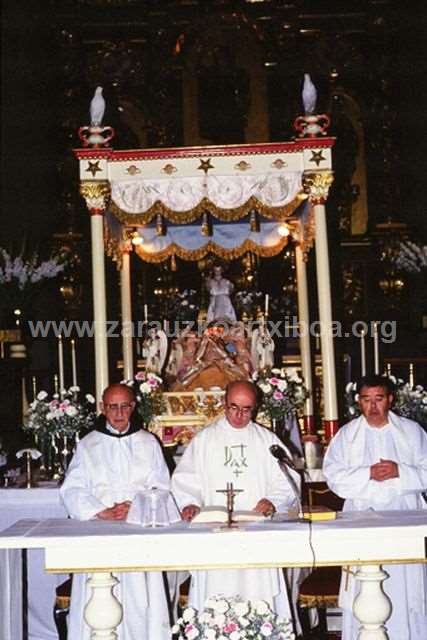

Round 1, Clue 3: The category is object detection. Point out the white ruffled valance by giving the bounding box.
[111,172,302,217]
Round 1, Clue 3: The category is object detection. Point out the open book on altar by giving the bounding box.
[192,506,266,524]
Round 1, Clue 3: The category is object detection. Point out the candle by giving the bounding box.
[32,376,37,401]
[409,363,414,387]
[71,339,77,387]
[373,322,380,374]
[58,335,65,395]
[264,294,269,317]
[144,304,148,323]
[360,329,366,377]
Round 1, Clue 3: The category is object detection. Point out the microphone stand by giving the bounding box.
[275,459,304,520]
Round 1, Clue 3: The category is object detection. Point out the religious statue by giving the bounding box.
[251,321,275,371]
[206,265,237,324]
[171,325,250,391]
[143,326,168,375]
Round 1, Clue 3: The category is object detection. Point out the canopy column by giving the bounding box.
[120,247,134,380]
[294,238,314,433]
[80,181,110,404]
[303,171,338,440]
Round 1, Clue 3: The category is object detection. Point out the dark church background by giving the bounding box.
[1,0,426,451]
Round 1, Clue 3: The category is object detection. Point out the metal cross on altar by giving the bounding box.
[216,482,243,528]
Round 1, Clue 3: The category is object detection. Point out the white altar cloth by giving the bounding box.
[0,487,67,640]
[0,510,426,640]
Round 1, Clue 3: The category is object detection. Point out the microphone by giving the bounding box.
[269,445,303,519]
[269,444,297,471]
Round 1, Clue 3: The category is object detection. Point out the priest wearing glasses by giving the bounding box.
[172,380,300,628]
[60,383,172,640]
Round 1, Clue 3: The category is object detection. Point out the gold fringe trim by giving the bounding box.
[110,194,304,225]
[135,237,289,263]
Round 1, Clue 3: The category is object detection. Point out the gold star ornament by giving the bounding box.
[85,160,103,177]
[309,150,326,167]
[197,158,214,174]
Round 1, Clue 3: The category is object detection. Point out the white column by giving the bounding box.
[81,181,110,404]
[303,171,337,440]
[353,564,391,639]
[294,240,314,433]
[84,572,123,640]
[120,249,134,380]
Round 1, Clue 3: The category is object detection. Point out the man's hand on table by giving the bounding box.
[370,459,399,482]
[181,504,201,522]
[96,501,131,520]
[254,498,275,517]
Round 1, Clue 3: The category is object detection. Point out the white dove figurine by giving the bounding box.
[90,86,106,127]
[302,73,317,115]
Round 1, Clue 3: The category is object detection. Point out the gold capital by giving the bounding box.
[302,171,334,204]
[80,181,111,215]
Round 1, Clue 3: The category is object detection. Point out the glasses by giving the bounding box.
[226,404,254,417]
[105,402,134,412]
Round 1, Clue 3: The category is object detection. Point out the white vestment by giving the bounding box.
[323,411,427,640]
[60,427,172,640]
[171,416,300,620]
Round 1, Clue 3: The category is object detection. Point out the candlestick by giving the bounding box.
[360,329,366,377]
[32,376,37,401]
[58,335,65,396]
[373,322,380,375]
[264,294,269,317]
[71,339,77,387]
[53,374,59,394]
[144,304,148,323]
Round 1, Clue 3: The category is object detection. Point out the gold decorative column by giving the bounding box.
[303,170,338,439]
[120,246,134,381]
[294,238,314,433]
[80,181,110,403]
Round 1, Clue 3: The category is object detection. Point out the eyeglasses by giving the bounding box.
[226,404,254,417]
[104,402,134,412]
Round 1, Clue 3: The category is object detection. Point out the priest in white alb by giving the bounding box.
[60,383,172,640]
[323,374,427,640]
[171,380,300,623]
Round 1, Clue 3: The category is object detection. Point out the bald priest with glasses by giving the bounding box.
[172,380,300,626]
[60,383,172,640]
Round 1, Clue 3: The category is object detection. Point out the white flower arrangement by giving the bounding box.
[123,372,164,425]
[172,596,295,639]
[24,387,96,438]
[0,249,65,288]
[167,289,200,322]
[345,378,427,430]
[253,368,309,422]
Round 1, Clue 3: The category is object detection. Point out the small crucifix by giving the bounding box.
[216,482,243,528]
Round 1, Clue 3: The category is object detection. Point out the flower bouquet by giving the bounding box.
[24,387,96,478]
[172,595,295,639]
[234,290,264,320]
[345,378,427,431]
[253,368,309,423]
[0,248,65,324]
[123,372,164,427]
[25,387,96,438]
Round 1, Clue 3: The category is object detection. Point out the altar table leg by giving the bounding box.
[84,572,123,639]
[352,564,392,639]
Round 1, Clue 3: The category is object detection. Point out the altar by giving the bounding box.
[1,511,426,639]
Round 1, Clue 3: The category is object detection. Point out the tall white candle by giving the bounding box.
[32,376,37,401]
[58,335,65,395]
[144,304,148,323]
[264,294,269,316]
[373,321,380,374]
[71,339,77,387]
[360,329,366,377]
